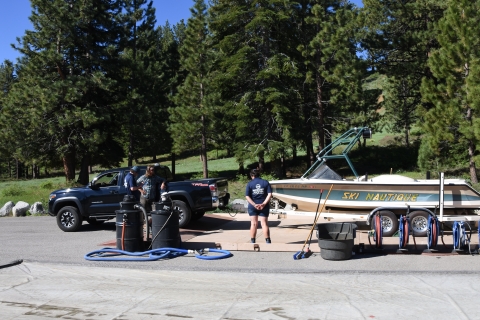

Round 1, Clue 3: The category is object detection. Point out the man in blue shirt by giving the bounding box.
[245,169,272,243]
[124,166,143,201]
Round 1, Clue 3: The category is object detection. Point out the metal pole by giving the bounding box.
[440,172,444,220]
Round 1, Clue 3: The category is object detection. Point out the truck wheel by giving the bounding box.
[378,210,398,237]
[57,206,82,232]
[409,211,428,237]
[173,200,191,228]
[191,210,205,221]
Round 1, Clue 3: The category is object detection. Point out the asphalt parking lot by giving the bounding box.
[1,215,480,319]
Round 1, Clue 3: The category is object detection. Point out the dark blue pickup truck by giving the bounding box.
[48,165,230,232]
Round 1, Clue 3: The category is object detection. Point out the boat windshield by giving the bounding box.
[306,162,343,180]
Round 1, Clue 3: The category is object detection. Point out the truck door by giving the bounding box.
[86,171,124,214]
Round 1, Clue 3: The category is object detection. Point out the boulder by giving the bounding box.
[12,201,30,217]
[0,201,15,217]
[30,202,45,216]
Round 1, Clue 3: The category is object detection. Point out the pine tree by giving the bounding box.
[361,0,447,146]
[170,0,213,178]
[209,0,304,174]
[7,0,123,181]
[420,0,480,183]
[300,0,363,151]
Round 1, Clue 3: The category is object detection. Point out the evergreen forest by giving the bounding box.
[1,0,480,185]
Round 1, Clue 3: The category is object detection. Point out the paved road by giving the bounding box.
[1,216,480,319]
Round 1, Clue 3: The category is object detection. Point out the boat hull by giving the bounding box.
[270,178,480,214]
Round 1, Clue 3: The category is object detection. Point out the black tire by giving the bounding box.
[191,210,206,221]
[409,211,429,237]
[173,200,191,228]
[56,206,82,232]
[86,218,105,225]
[378,210,399,237]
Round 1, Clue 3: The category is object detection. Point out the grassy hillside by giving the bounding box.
[2,131,480,212]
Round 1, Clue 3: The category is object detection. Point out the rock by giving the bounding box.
[30,202,45,216]
[231,199,247,212]
[0,201,15,217]
[12,201,30,217]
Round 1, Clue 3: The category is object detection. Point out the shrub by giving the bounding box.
[40,181,54,189]
[2,185,24,197]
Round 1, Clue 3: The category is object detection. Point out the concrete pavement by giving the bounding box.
[2,214,480,319]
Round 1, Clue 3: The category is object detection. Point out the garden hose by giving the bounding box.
[84,247,232,261]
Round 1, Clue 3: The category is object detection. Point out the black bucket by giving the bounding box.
[317,223,357,260]
[151,201,180,249]
[116,195,143,252]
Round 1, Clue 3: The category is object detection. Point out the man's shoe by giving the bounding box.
[266,238,271,244]
[250,238,256,243]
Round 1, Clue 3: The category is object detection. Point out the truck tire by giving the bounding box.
[173,200,191,228]
[409,211,428,237]
[57,206,82,232]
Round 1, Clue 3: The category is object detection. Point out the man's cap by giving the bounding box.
[131,166,140,173]
[154,163,160,167]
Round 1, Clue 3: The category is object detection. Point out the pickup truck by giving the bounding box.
[48,165,230,232]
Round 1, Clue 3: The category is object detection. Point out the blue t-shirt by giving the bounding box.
[245,177,272,210]
[124,172,140,200]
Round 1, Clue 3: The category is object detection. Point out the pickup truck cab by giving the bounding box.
[49,165,230,232]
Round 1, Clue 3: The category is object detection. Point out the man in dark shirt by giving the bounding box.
[124,166,143,201]
[245,169,272,244]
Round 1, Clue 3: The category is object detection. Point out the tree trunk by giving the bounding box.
[316,64,325,151]
[468,140,478,183]
[77,154,91,185]
[201,115,208,178]
[258,152,265,173]
[63,149,76,181]
[171,152,176,180]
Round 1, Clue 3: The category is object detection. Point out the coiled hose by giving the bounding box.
[427,215,439,249]
[452,221,472,253]
[399,215,409,249]
[369,213,383,249]
[84,247,232,261]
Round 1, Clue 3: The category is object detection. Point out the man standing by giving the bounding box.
[137,165,166,212]
[124,166,143,201]
[245,169,272,244]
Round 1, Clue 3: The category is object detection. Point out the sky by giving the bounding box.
[0,0,363,64]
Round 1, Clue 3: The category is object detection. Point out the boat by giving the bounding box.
[269,127,480,236]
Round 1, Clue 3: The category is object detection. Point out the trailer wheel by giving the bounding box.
[409,211,428,237]
[378,210,398,237]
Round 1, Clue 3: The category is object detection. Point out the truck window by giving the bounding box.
[95,172,120,187]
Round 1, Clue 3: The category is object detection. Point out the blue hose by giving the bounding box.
[399,215,409,249]
[427,215,439,249]
[84,247,232,261]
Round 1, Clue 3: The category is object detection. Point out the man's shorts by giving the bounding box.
[248,207,269,218]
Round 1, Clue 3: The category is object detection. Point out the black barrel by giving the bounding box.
[116,196,143,252]
[151,197,180,249]
[317,223,357,261]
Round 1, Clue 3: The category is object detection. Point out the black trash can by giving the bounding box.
[317,223,357,261]
[115,195,143,252]
[151,197,180,249]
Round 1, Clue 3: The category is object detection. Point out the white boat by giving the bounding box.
[269,128,480,236]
